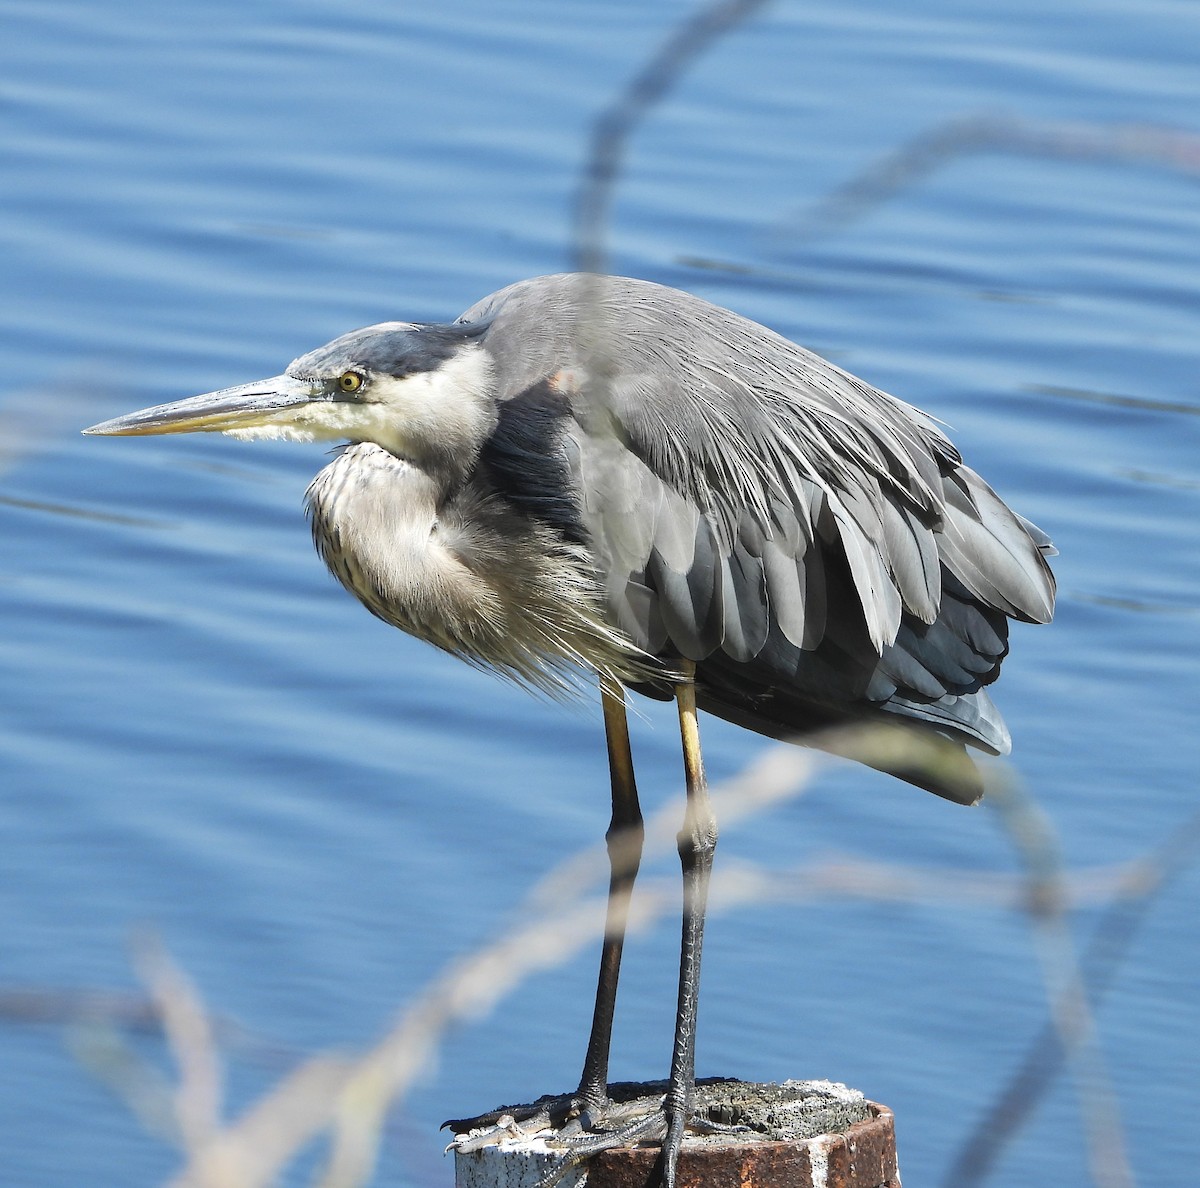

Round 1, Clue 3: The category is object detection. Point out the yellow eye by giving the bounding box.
[337,371,364,393]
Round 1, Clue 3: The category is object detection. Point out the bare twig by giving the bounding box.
[945,807,1200,1187]
[984,780,1135,1188]
[569,0,772,474]
[780,114,1200,242]
[573,0,771,277]
[134,935,224,1156]
[168,1056,354,1188]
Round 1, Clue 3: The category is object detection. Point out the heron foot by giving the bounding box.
[448,1082,749,1188]
[443,1089,584,1146]
[538,1096,747,1188]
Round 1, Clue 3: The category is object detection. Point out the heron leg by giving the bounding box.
[444,680,645,1145]
[576,678,644,1113]
[660,659,717,1188]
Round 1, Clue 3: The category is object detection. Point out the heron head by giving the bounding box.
[84,320,497,477]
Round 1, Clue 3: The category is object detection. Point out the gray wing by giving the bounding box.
[464,275,1056,797]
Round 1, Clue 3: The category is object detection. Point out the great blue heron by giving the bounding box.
[85,273,1055,1186]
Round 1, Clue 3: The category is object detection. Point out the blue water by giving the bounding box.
[3,1,1199,1184]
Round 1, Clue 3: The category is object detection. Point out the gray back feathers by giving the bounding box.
[459,274,1055,792]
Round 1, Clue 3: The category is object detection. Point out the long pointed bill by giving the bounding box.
[83,375,318,437]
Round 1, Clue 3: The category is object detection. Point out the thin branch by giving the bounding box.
[944,807,1200,1188]
[780,114,1200,242]
[573,0,771,276]
[135,934,224,1157]
[984,781,1135,1188]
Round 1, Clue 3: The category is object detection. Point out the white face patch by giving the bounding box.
[362,347,497,459]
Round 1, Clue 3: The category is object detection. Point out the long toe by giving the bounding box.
[535,1108,669,1188]
[444,1089,583,1136]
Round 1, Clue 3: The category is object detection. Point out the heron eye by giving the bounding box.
[337,371,364,394]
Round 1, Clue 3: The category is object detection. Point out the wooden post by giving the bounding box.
[451,1079,900,1188]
